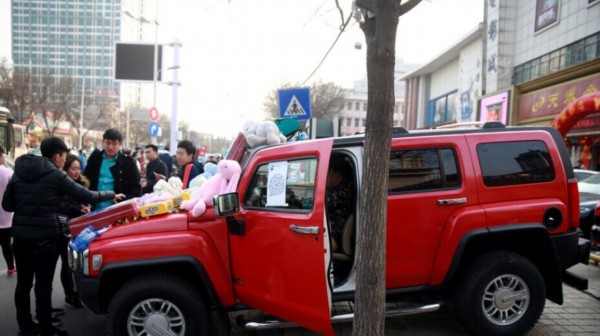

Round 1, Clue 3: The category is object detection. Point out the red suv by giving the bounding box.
[69,124,590,336]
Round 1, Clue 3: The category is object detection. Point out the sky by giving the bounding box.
[0,0,484,137]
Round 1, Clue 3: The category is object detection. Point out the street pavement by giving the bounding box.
[0,260,599,335]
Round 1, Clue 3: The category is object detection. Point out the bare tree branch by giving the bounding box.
[355,0,374,13]
[399,0,422,16]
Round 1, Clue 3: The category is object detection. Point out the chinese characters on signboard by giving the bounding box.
[479,91,510,124]
[518,73,600,120]
[535,0,560,32]
[519,73,600,134]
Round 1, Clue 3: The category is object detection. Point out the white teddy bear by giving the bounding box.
[243,120,287,148]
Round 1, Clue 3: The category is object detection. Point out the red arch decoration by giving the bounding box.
[551,91,600,138]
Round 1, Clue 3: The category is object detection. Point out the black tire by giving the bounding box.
[453,251,546,336]
[105,273,208,336]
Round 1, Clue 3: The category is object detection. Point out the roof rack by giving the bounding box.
[433,121,506,129]
[393,126,409,134]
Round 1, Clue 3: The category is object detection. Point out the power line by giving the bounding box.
[302,12,353,86]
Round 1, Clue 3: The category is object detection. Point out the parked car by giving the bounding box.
[574,168,599,181]
[68,124,590,336]
[578,174,600,194]
[591,204,600,251]
[579,191,600,239]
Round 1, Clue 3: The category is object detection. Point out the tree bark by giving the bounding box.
[352,0,419,335]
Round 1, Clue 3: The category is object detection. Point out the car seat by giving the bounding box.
[332,214,354,261]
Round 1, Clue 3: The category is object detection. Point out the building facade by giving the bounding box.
[11,0,132,96]
[339,60,416,135]
[402,0,600,168]
[10,0,159,146]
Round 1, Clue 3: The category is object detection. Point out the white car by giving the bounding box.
[574,169,599,181]
[578,173,600,194]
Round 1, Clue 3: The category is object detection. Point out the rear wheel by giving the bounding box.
[106,273,208,336]
[453,251,546,336]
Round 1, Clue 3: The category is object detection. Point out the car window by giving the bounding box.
[477,141,555,187]
[580,174,600,184]
[388,148,460,193]
[244,158,317,211]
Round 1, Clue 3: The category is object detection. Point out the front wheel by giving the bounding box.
[453,251,546,336]
[106,273,208,336]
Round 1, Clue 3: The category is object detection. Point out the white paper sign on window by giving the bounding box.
[266,161,288,207]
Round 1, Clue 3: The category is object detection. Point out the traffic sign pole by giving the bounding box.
[150,107,159,145]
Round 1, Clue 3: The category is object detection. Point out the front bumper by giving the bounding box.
[72,270,104,314]
[68,247,104,314]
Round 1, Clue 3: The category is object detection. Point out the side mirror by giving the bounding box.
[213,192,240,217]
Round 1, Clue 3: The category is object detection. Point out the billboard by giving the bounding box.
[114,43,163,82]
[479,90,510,125]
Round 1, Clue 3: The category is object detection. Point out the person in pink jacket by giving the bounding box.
[0,146,15,275]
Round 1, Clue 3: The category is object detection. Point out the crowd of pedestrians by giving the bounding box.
[0,128,207,336]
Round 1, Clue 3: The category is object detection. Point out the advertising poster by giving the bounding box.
[479,91,510,124]
[535,0,560,32]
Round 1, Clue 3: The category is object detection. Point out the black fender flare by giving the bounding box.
[443,224,564,304]
[97,255,223,312]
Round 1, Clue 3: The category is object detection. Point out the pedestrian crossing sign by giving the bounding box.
[278,87,311,121]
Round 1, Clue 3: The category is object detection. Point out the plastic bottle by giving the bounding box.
[69,226,94,251]
[69,226,99,252]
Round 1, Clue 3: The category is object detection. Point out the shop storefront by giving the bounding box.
[516,71,600,170]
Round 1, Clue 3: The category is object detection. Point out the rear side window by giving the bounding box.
[244,158,317,211]
[477,141,555,187]
[388,148,460,193]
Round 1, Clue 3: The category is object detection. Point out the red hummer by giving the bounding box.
[69,124,590,336]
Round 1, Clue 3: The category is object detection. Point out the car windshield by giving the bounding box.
[580,174,600,184]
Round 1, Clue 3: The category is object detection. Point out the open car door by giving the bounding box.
[229,138,334,335]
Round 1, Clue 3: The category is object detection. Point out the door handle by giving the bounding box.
[289,225,320,235]
[437,197,467,205]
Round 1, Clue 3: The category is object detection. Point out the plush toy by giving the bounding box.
[243,120,286,148]
[189,162,218,190]
[168,176,183,193]
[181,160,241,217]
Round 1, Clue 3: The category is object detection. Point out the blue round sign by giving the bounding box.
[149,121,159,137]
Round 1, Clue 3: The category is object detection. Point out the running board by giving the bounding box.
[244,302,441,330]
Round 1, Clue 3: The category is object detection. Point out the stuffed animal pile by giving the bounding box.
[139,177,184,205]
[181,159,241,217]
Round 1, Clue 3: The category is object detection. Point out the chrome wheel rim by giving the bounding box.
[127,298,186,336]
[482,274,529,326]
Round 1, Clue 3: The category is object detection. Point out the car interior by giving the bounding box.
[326,152,357,287]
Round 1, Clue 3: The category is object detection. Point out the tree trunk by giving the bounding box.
[352,1,400,335]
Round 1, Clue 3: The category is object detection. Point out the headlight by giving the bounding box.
[580,207,593,217]
[82,250,89,276]
[68,246,80,271]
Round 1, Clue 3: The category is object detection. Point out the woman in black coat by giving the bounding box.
[57,154,90,308]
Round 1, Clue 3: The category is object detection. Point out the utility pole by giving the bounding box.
[168,39,182,155]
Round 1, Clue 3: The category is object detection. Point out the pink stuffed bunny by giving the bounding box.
[181,160,241,217]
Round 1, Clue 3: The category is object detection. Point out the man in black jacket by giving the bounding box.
[84,129,141,210]
[2,137,123,336]
[142,144,167,194]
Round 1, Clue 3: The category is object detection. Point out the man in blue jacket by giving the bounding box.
[84,129,141,210]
